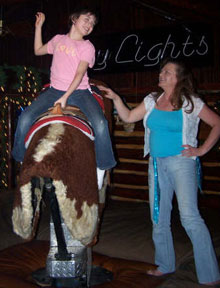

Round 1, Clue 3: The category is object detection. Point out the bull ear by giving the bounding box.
[50,103,63,115]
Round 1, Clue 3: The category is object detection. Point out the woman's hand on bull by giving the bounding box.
[54,96,67,109]
[97,85,119,101]
[181,144,204,157]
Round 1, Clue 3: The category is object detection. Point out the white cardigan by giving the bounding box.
[143,93,204,159]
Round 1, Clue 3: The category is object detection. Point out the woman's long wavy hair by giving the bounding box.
[155,58,199,113]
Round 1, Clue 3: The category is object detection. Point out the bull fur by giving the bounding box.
[12,122,99,245]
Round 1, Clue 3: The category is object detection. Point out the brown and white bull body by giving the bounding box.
[12,82,112,247]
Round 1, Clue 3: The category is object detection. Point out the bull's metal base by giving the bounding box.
[32,178,113,287]
[47,220,88,279]
[46,215,89,287]
[32,265,113,287]
[53,276,87,288]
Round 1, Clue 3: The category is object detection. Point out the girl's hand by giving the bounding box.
[181,144,204,157]
[54,96,67,109]
[97,85,119,100]
[35,12,45,28]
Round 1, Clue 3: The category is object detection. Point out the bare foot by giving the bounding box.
[146,269,167,277]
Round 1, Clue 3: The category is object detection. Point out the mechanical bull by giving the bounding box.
[11,83,113,287]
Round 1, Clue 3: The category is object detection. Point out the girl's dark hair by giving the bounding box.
[156,57,198,113]
[68,8,99,29]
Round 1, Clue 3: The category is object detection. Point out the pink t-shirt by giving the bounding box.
[47,34,95,91]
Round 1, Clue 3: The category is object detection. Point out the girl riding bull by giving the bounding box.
[12,8,116,185]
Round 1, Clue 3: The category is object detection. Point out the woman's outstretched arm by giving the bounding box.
[98,85,147,123]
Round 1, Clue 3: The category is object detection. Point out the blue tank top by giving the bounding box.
[147,108,183,157]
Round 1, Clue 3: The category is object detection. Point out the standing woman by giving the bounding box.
[98,58,220,286]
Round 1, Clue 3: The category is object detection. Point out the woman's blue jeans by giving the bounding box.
[148,155,220,284]
[12,87,116,170]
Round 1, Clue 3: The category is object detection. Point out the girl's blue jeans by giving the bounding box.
[12,87,116,170]
[148,155,220,284]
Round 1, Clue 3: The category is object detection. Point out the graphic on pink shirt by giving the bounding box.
[56,43,76,57]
